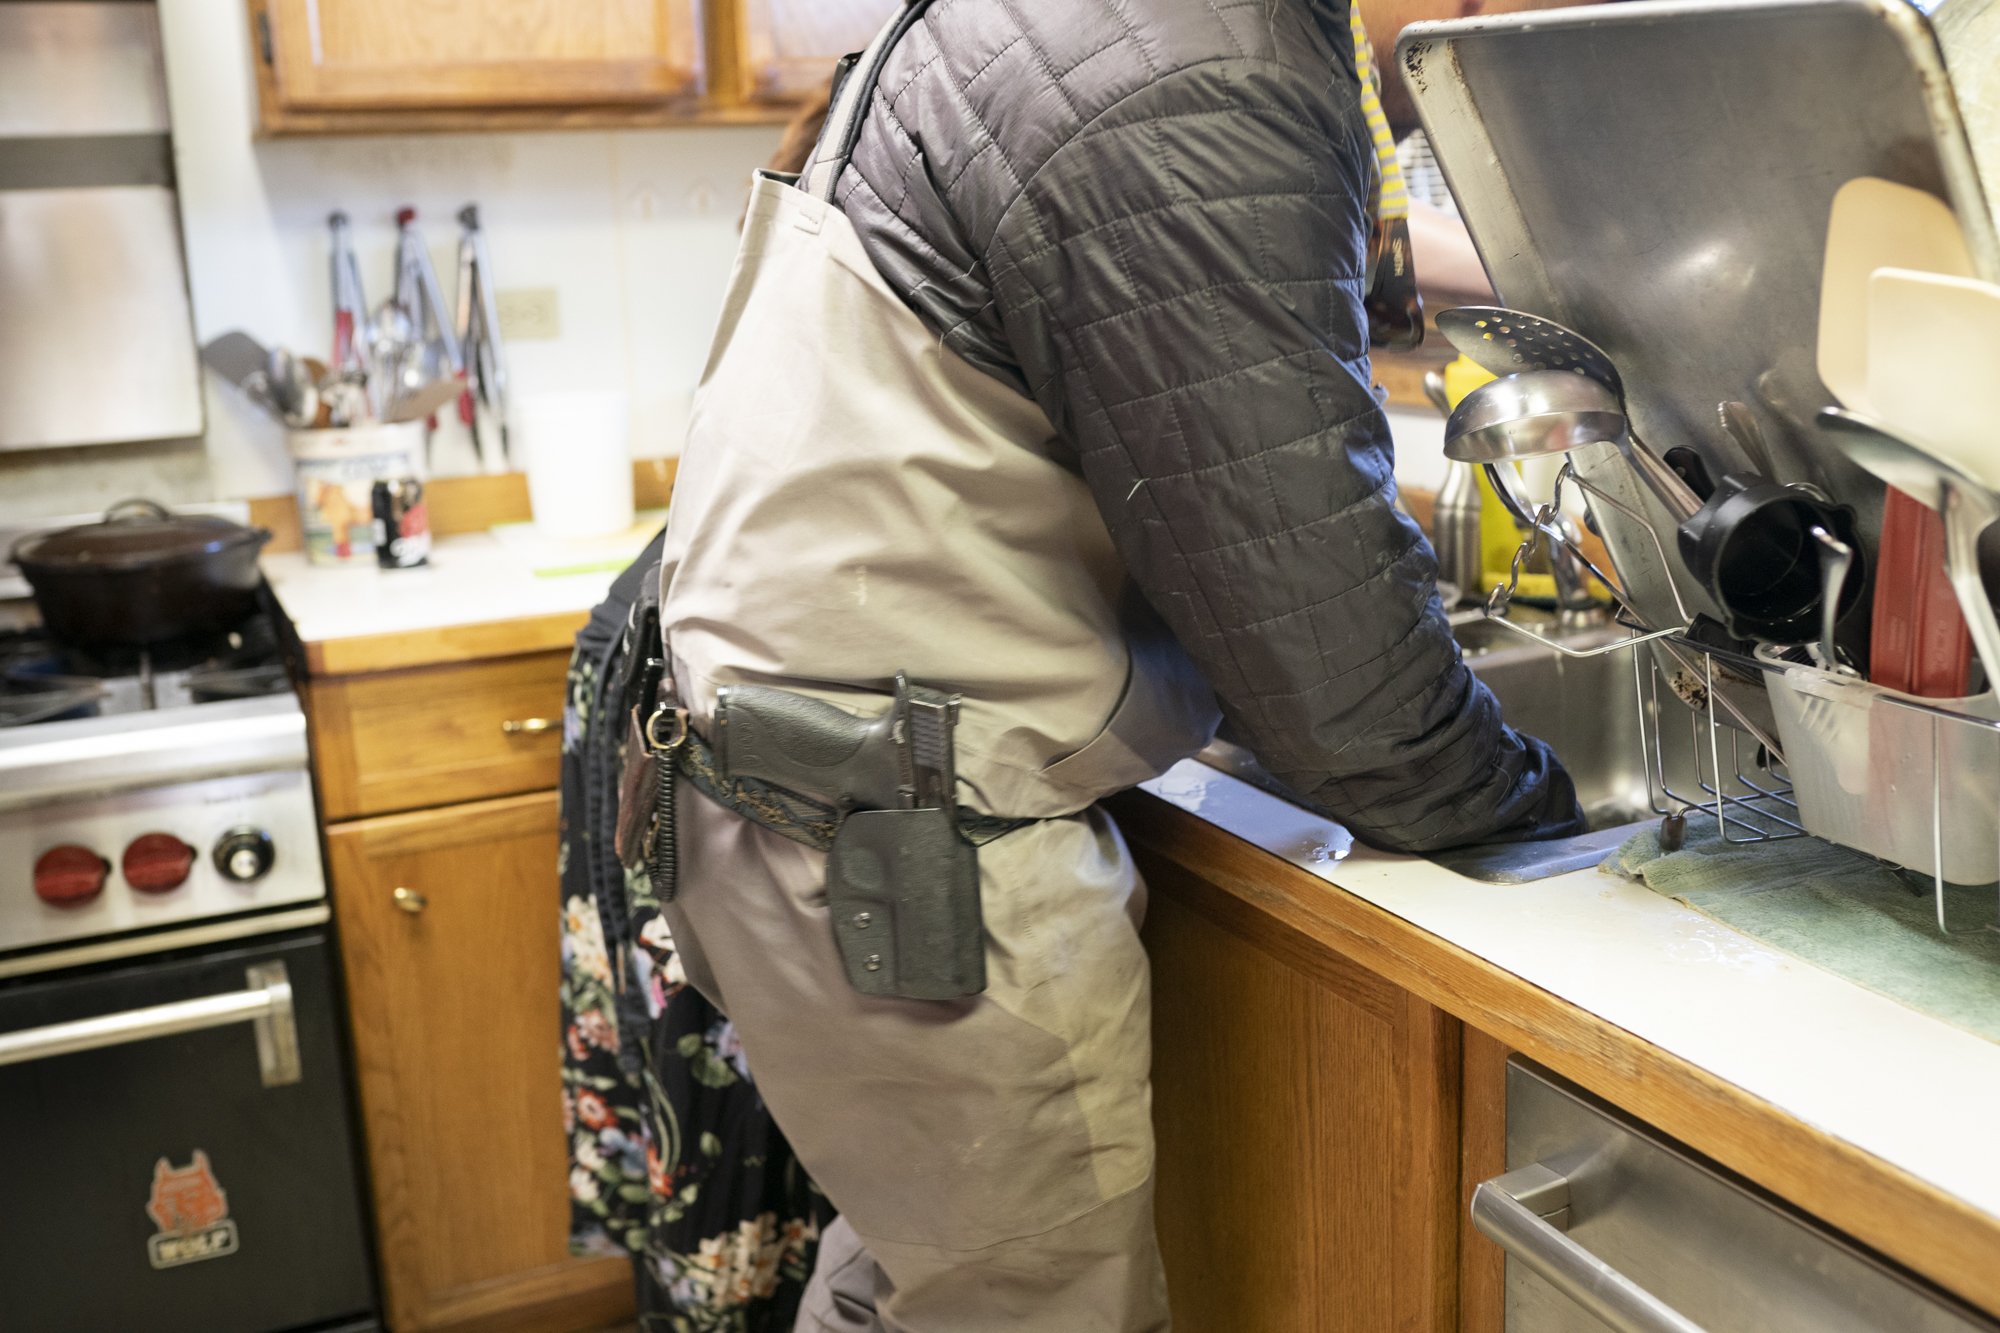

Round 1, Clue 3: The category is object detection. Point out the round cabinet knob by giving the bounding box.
[122,833,196,894]
[212,827,275,883]
[34,845,110,907]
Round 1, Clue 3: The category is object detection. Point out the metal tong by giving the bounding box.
[390,207,463,440]
[328,211,368,380]
[453,204,511,469]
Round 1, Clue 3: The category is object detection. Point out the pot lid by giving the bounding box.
[11,500,268,571]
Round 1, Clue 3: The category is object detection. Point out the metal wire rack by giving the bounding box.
[1479,458,2000,937]
[1633,646,1802,845]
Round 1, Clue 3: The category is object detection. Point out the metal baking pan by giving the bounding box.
[1397,0,1999,636]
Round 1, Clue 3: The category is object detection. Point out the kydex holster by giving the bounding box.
[716,676,985,1001]
[614,649,987,1002]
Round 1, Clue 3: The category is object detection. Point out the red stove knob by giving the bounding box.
[122,833,196,894]
[34,845,110,907]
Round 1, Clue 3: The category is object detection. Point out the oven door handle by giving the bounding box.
[1472,1162,1709,1333]
[0,962,300,1087]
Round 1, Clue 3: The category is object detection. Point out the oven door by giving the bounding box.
[0,930,377,1333]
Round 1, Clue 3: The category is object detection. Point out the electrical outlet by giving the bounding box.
[496,287,560,341]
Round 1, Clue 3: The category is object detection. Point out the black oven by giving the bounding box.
[0,929,377,1333]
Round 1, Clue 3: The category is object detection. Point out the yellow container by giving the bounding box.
[1439,358,1554,600]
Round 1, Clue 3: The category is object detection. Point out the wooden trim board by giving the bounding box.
[1106,789,2000,1318]
[1375,345,1452,411]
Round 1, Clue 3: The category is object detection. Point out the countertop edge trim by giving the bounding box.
[302,610,592,677]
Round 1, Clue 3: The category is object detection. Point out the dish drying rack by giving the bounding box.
[1484,460,2000,938]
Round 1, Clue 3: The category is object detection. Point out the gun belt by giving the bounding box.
[668,724,1030,856]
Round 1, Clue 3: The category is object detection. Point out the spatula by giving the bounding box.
[199,331,273,393]
[1867,267,2000,492]
[1818,176,1975,411]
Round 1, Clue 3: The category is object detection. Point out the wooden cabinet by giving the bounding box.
[1140,848,1462,1333]
[327,792,630,1333]
[304,629,629,1332]
[733,0,898,102]
[260,0,698,111]
[245,0,865,134]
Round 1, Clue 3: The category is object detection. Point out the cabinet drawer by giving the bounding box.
[308,651,569,821]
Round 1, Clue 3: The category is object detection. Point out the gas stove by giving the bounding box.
[0,607,328,973]
[0,605,378,1332]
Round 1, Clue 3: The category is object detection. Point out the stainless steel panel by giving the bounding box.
[0,695,310,811]
[0,3,170,137]
[0,767,329,955]
[1935,0,2000,216]
[1500,1059,1999,1331]
[1398,0,2000,632]
[0,185,203,449]
[0,905,332,981]
[0,134,174,192]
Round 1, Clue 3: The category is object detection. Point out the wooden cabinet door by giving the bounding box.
[1140,849,1462,1333]
[732,0,897,101]
[327,792,631,1333]
[263,0,698,110]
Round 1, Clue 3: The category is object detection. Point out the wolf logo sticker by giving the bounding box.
[146,1150,239,1269]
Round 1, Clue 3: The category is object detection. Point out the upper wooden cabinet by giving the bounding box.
[261,0,699,111]
[244,0,875,134]
[736,0,898,101]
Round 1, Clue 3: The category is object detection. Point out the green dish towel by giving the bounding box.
[1604,817,2000,1046]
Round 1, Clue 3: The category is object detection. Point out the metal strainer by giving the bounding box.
[1436,306,1623,393]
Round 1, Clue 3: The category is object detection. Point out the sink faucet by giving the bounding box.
[1546,512,1610,625]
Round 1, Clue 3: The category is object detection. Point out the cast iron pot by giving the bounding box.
[12,500,273,649]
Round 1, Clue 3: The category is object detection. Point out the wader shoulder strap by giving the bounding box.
[800,0,935,202]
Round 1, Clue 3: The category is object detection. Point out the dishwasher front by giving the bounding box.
[1482,1059,1996,1333]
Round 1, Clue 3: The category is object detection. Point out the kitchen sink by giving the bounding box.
[1199,609,1709,882]
[1437,611,1675,881]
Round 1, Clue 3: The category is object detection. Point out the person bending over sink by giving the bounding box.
[643,2,1586,1329]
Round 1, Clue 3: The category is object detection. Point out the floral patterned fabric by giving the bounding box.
[558,542,831,1330]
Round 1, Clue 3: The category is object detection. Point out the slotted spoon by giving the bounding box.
[1435,306,1623,392]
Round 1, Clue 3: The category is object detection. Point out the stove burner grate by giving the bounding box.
[0,675,104,728]
[0,615,291,728]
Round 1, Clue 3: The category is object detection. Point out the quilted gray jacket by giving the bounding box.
[829,0,1583,852]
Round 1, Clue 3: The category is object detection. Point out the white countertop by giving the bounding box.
[262,519,660,647]
[1143,759,2000,1226]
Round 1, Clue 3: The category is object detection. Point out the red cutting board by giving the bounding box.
[1871,488,1972,696]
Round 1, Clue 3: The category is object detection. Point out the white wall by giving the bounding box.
[0,1,780,522]
[1386,406,1448,495]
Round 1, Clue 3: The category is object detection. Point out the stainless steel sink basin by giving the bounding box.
[1436,612,1669,881]
[1199,610,1708,882]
